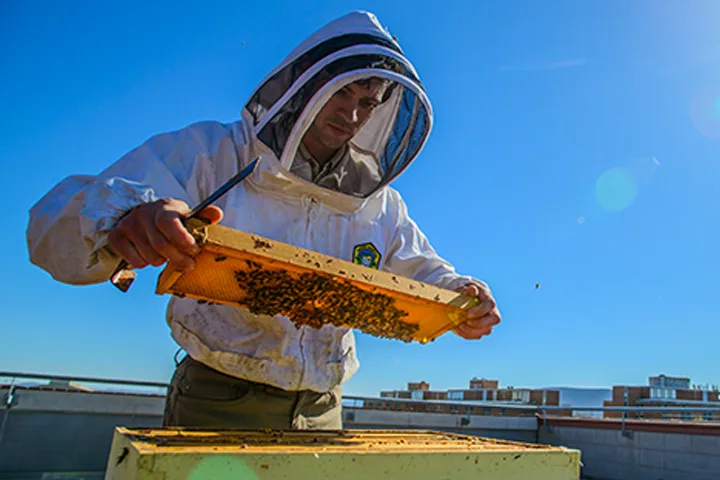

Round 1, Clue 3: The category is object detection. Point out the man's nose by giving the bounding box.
[337,100,360,124]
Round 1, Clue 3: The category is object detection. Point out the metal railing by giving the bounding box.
[341,395,720,437]
[341,395,720,413]
[0,371,168,390]
[3,372,720,438]
[0,371,169,443]
[3,372,719,412]
[3,372,720,414]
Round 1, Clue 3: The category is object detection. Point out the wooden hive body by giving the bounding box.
[105,428,581,479]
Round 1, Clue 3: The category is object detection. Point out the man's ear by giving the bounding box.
[381,82,399,103]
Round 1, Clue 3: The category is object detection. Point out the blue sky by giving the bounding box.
[1,1,719,396]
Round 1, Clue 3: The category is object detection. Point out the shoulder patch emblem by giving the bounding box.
[353,243,381,270]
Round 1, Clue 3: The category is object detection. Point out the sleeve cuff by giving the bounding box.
[79,177,158,260]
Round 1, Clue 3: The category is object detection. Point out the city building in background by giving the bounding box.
[381,377,558,405]
[372,378,565,416]
[604,374,720,421]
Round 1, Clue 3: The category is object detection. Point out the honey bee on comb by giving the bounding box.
[234,263,418,342]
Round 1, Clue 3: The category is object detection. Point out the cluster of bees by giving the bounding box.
[234,260,419,342]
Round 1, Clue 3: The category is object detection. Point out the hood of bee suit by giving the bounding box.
[240,11,433,211]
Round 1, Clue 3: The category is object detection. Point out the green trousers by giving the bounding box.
[163,356,343,430]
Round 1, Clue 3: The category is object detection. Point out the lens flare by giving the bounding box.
[712,96,720,119]
[189,456,258,480]
[690,85,720,139]
[595,167,638,212]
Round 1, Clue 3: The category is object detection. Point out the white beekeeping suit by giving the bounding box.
[27,11,484,392]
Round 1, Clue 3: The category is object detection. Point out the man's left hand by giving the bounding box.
[453,283,501,340]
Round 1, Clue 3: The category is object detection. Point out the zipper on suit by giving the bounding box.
[296,194,317,390]
[302,194,318,243]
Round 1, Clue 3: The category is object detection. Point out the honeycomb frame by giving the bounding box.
[155,224,477,343]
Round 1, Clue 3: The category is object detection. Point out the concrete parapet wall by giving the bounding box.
[539,417,720,480]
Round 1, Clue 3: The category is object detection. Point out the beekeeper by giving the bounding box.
[26,11,501,429]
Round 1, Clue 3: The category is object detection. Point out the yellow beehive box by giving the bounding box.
[105,428,581,480]
[156,223,478,343]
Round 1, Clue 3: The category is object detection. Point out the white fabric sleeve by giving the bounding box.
[26,122,225,285]
[382,189,488,292]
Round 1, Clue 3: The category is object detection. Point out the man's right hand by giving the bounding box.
[108,199,223,272]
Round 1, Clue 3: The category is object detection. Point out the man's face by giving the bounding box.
[305,79,389,152]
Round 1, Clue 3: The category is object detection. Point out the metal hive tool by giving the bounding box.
[110,157,260,292]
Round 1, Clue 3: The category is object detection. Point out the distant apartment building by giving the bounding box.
[382,377,559,406]
[469,378,499,390]
[380,380,447,401]
[604,374,720,421]
[649,374,690,390]
[371,378,564,416]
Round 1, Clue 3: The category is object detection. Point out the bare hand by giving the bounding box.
[453,283,501,340]
[108,198,223,272]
